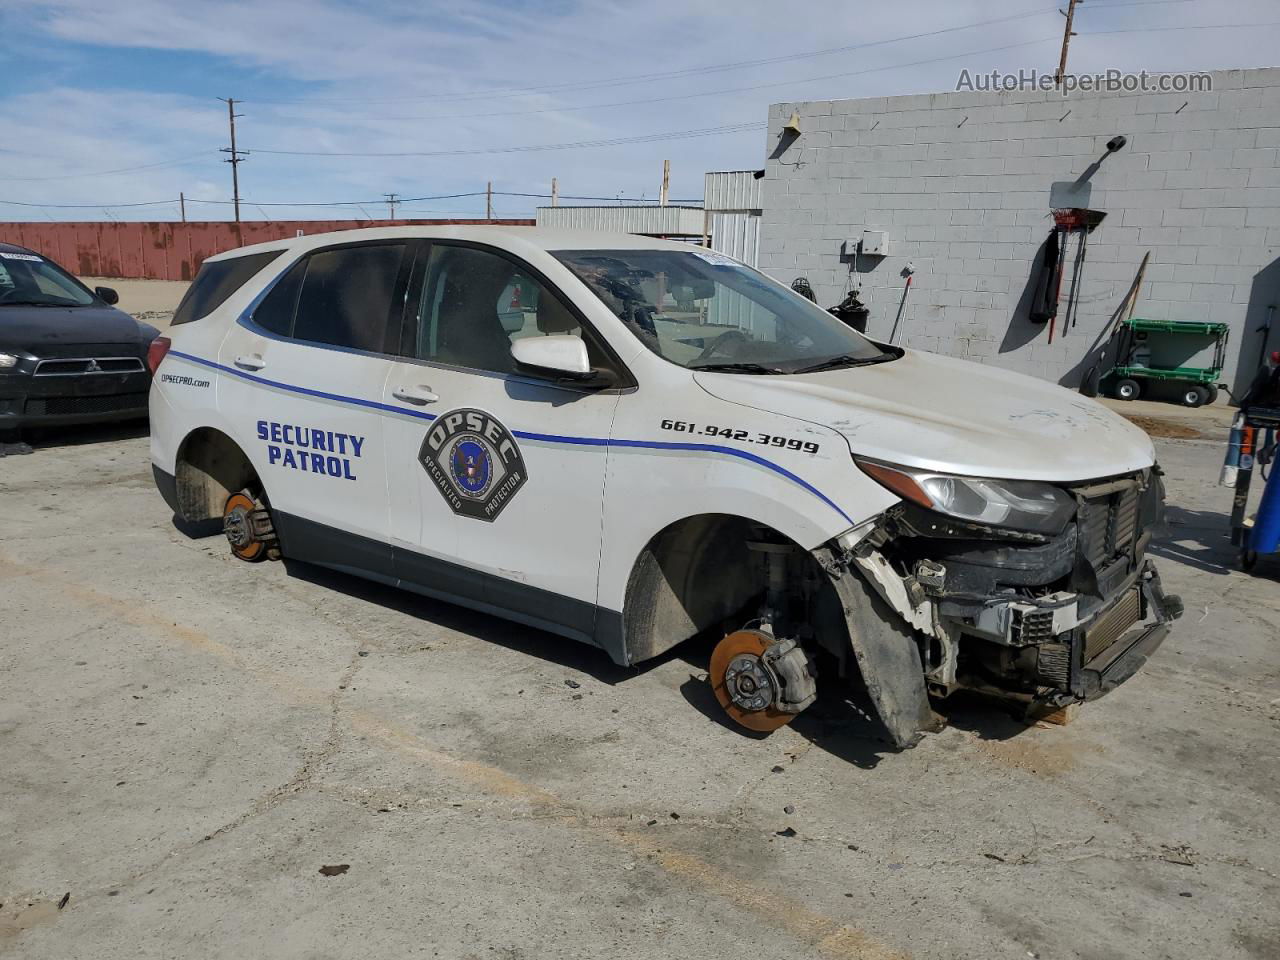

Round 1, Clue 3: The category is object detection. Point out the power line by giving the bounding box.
[318,35,1061,125]
[244,120,765,159]
[0,189,704,211]
[1079,19,1280,35]
[246,7,1062,106]
[0,197,178,209]
[0,152,212,183]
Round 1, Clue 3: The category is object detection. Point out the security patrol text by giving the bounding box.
[257,420,365,480]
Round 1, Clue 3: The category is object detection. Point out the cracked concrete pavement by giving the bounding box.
[1,425,1278,959]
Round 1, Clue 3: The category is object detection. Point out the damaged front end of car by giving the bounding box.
[815,463,1183,747]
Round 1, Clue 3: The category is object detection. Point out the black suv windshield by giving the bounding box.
[0,252,95,308]
[554,249,890,373]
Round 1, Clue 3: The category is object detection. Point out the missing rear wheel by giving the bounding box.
[222,490,279,563]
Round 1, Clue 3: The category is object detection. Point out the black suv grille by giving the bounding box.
[34,357,145,376]
[25,393,149,416]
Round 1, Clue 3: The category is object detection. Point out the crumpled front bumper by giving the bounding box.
[1074,563,1182,702]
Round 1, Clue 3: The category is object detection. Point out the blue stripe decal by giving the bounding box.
[170,349,439,422]
[166,350,853,525]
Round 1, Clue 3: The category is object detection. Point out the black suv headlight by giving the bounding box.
[858,459,1077,536]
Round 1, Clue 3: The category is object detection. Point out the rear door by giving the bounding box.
[381,241,626,641]
[217,240,412,577]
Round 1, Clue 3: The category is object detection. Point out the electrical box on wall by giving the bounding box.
[860,230,889,256]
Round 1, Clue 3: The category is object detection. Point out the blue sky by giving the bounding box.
[0,0,1277,221]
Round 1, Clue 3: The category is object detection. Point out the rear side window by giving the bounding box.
[250,258,306,336]
[171,250,283,326]
[291,243,406,353]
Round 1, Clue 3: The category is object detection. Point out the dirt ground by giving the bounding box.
[80,277,187,327]
[2,423,1278,959]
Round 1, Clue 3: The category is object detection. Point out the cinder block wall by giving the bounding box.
[758,68,1280,394]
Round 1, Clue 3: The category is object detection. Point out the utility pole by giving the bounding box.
[179,192,186,223]
[217,97,246,224]
[1056,0,1080,86]
[486,181,493,220]
[383,193,399,220]
[660,159,670,206]
[551,177,558,207]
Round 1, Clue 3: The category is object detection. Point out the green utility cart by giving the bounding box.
[1107,317,1230,407]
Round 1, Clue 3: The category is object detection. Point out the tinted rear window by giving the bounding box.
[291,243,405,353]
[171,250,283,326]
[250,257,307,336]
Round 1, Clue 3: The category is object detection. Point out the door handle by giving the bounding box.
[234,354,266,371]
[392,384,439,405]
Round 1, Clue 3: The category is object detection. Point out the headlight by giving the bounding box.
[0,353,19,369]
[857,459,1076,535]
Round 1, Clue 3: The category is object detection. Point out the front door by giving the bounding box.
[383,242,624,643]
[217,240,411,577]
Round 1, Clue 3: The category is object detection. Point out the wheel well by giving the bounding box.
[621,514,845,665]
[174,428,260,525]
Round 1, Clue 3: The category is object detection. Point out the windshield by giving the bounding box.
[0,252,95,308]
[553,248,890,373]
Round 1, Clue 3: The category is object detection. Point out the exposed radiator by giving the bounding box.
[1084,587,1142,661]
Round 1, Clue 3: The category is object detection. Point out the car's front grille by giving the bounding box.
[33,357,145,376]
[24,393,149,416]
[1075,475,1145,572]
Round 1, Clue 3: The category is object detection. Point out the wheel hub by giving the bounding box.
[224,505,253,548]
[723,653,775,713]
[222,491,279,562]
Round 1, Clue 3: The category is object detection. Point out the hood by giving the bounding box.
[694,349,1156,483]
[0,304,146,355]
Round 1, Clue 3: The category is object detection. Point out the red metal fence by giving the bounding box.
[0,219,535,281]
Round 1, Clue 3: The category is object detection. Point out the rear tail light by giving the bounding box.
[146,336,172,375]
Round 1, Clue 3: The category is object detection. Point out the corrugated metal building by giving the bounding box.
[532,172,764,267]
[705,170,764,267]
[534,205,705,237]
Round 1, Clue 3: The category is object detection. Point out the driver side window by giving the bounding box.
[414,245,609,375]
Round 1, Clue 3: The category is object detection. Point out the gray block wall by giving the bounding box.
[757,68,1280,394]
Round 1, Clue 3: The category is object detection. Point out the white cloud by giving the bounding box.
[3,0,1278,219]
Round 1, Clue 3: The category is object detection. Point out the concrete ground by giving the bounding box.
[2,429,1278,960]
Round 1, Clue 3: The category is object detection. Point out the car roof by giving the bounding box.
[0,241,39,256]
[203,225,704,263]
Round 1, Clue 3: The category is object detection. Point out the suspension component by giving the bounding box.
[222,490,279,562]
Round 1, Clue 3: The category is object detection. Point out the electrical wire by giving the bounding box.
[245,6,1062,106]
[1079,20,1280,35]
[0,197,180,209]
[286,34,1059,126]
[245,120,765,158]
[0,152,212,183]
[3,190,705,211]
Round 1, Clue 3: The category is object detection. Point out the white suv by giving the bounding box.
[149,226,1180,746]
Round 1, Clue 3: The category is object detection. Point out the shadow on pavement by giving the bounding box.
[282,557,650,686]
[1149,503,1237,575]
[19,418,149,450]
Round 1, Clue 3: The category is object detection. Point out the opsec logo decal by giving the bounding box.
[419,409,527,522]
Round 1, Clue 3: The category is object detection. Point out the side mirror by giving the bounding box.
[511,334,592,379]
[95,286,119,305]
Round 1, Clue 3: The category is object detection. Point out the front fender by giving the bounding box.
[812,544,939,748]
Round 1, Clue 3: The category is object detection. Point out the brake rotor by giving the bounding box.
[223,491,274,562]
[709,628,795,733]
